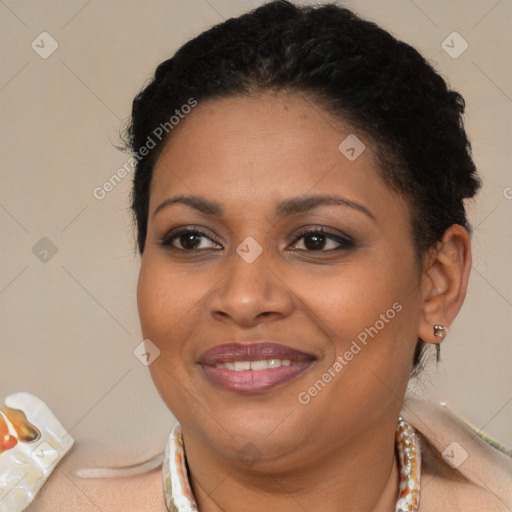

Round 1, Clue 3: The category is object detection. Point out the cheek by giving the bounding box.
[136,253,224,389]
[137,257,197,413]
[137,263,167,343]
[296,254,415,343]
[137,255,199,342]
[299,250,420,387]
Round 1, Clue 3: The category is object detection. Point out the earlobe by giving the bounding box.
[417,224,472,346]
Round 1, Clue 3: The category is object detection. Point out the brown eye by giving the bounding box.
[178,232,203,250]
[291,229,355,252]
[160,228,221,251]
[302,233,329,250]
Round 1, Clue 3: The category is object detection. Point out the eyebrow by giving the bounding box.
[152,194,375,221]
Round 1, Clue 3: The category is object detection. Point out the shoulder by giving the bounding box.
[26,444,167,512]
[418,435,510,512]
[418,470,510,512]
[401,396,512,512]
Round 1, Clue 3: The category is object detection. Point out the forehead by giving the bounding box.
[149,93,405,222]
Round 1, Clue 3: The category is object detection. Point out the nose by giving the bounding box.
[207,247,294,327]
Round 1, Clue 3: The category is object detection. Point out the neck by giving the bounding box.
[181,419,401,512]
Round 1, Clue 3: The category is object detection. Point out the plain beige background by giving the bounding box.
[0,0,511,472]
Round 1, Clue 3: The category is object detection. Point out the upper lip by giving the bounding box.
[198,341,316,365]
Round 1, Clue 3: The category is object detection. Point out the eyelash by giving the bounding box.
[159,227,355,253]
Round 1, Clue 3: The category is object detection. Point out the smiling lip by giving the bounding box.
[198,342,315,393]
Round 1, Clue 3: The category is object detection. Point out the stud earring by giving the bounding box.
[433,325,446,338]
[433,325,446,362]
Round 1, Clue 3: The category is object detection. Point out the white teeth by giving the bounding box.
[215,359,292,370]
[250,360,269,370]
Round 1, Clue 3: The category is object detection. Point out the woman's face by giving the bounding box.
[137,92,425,468]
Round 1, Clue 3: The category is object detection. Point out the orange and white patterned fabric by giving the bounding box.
[163,423,198,512]
[0,392,74,512]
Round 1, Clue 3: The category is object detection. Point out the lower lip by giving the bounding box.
[200,362,313,393]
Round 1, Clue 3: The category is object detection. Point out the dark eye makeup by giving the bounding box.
[158,226,355,253]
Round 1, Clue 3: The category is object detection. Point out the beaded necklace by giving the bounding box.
[162,416,421,512]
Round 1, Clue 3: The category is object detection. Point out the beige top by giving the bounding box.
[26,396,512,511]
[402,397,512,511]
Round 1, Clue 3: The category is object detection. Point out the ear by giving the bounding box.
[418,224,472,345]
